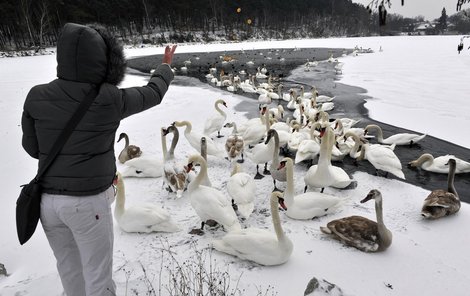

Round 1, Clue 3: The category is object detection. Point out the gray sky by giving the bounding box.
[351,0,460,21]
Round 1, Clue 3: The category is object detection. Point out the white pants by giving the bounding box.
[40,187,116,296]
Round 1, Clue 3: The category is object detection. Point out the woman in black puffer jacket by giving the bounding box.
[21,22,176,296]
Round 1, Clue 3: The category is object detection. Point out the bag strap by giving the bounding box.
[34,88,99,181]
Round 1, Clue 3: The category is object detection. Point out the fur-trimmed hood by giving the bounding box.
[56,23,126,85]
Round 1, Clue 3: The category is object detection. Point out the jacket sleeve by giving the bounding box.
[21,96,39,159]
[118,63,174,119]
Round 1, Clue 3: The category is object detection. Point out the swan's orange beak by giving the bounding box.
[320,127,326,137]
[185,163,194,173]
[277,161,286,170]
[278,197,287,211]
[113,174,119,185]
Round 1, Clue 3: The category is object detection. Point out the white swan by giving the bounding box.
[117,132,142,164]
[173,121,225,158]
[408,153,470,174]
[295,123,321,165]
[245,125,276,180]
[421,159,461,219]
[119,136,163,179]
[186,154,241,234]
[223,122,245,163]
[358,141,405,179]
[114,172,180,233]
[364,124,426,146]
[203,99,227,138]
[320,189,393,252]
[212,191,293,266]
[227,163,256,219]
[242,106,270,147]
[280,158,342,220]
[304,126,353,192]
[161,126,189,199]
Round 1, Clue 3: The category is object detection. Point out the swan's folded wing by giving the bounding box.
[214,228,278,254]
[328,216,379,252]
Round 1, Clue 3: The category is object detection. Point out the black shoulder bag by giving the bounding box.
[16,88,98,245]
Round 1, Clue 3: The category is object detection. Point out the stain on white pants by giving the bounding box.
[40,186,116,296]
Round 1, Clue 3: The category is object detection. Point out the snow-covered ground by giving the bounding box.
[1,35,469,296]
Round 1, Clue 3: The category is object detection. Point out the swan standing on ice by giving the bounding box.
[203,99,227,138]
[364,124,426,146]
[113,172,180,233]
[186,154,241,235]
[226,163,256,219]
[357,140,405,179]
[421,159,461,219]
[279,158,342,220]
[408,153,470,174]
[321,189,392,252]
[117,132,142,164]
[212,191,293,266]
[304,126,354,192]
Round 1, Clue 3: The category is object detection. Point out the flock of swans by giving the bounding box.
[113,57,466,267]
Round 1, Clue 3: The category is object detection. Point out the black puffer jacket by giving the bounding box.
[21,23,174,196]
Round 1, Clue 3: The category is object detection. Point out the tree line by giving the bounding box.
[0,0,468,50]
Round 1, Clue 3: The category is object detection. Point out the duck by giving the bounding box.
[203,99,227,138]
[364,124,426,146]
[223,122,245,163]
[265,129,286,191]
[320,189,393,252]
[212,191,293,266]
[226,163,256,219]
[408,153,470,174]
[279,158,342,220]
[185,154,241,234]
[304,126,354,192]
[173,120,225,158]
[421,159,461,219]
[117,132,142,164]
[113,172,180,233]
[161,126,189,199]
[357,140,405,179]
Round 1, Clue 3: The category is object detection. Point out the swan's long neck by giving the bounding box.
[270,194,286,242]
[123,134,129,148]
[412,154,433,167]
[318,128,334,166]
[375,194,392,250]
[447,160,458,197]
[201,138,207,161]
[264,110,271,131]
[284,159,294,207]
[215,101,226,118]
[357,143,368,161]
[114,178,125,218]
[271,131,280,164]
[231,163,241,176]
[367,124,384,142]
[344,132,361,158]
[231,122,238,135]
[177,121,192,135]
[161,130,168,161]
[168,128,179,159]
[189,156,208,191]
